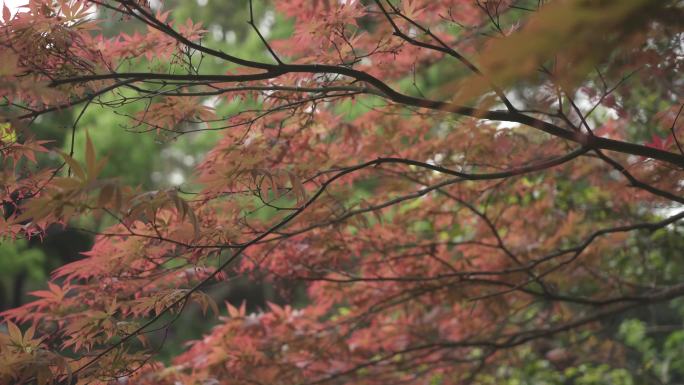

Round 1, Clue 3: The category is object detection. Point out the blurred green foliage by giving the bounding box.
[0,239,46,309]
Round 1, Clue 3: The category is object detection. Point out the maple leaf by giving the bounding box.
[646,133,675,150]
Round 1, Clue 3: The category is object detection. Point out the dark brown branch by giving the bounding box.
[45,69,684,168]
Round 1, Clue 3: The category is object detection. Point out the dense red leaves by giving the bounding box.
[1,1,683,385]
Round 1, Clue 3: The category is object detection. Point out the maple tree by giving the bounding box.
[1,0,684,384]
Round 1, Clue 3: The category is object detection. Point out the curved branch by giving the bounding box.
[45,68,684,167]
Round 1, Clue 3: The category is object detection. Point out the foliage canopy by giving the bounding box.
[1,0,683,384]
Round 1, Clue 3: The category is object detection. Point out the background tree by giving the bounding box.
[1,1,683,384]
